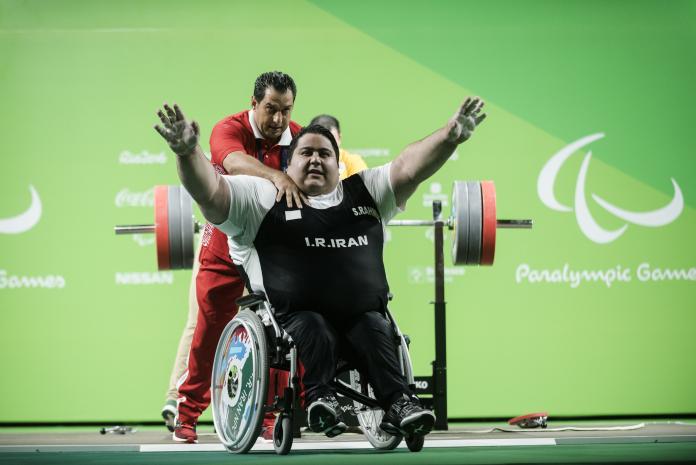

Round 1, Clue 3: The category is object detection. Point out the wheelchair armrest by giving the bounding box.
[235,291,267,308]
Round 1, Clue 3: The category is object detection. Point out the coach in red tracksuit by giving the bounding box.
[173,71,303,444]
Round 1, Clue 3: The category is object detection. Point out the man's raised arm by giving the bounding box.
[154,103,230,225]
[390,97,486,207]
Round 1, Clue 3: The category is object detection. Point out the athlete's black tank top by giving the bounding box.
[253,174,390,317]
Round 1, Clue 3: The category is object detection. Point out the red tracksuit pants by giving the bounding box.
[177,246,289,425]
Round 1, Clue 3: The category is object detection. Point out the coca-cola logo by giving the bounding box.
[115,188,154,208]
[132,234,155,246]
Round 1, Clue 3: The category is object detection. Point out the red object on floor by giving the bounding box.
[508,412,549,428]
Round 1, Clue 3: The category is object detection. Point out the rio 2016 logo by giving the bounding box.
[537,133,683,244]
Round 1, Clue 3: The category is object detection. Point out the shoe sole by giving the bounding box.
[378,421,402,436]
[172,432,197,444]
[379,411,436,437]
[307,403,346,437]
[324,422,348,438]
[162,410,176,433]
[401,410,435,436]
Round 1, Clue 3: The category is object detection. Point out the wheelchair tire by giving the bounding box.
[350,330,414,450]
[273,414,293,455]
[406,434,425,452]
[349,369,401,450]
[211,309,269,453]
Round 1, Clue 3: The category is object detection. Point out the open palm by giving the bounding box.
[447,97,486,144]
[154,103,200,157]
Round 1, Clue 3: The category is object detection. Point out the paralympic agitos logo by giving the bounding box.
[0,185,42,234]
[537,133,683,244]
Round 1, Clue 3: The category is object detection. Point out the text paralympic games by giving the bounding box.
[515,263,696,288]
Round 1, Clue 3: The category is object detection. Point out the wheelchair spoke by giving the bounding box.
[349,369,401,449]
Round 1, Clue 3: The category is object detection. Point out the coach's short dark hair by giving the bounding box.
[253,71,297,102]
[308,114,340,134]
[288,125,340,163]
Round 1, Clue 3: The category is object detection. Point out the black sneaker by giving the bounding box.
[307,395,348,438]
[380,394,435,436]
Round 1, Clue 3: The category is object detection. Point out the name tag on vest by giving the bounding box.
[285,210,302,221]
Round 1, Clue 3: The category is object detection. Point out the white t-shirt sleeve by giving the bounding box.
[212,175,276,244]
[358,162,404,223]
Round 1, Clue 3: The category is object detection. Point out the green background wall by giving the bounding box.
[1,0,694,422]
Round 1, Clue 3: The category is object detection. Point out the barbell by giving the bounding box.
[114,181,532,270]
[116,185,199,270]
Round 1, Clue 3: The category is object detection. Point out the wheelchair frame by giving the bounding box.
[211,292,425,455]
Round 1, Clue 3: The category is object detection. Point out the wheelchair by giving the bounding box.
[210,292,426,455]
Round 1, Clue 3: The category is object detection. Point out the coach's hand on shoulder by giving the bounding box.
[154,103,200,157]
[445,97,487,145]
[271,172,308,209]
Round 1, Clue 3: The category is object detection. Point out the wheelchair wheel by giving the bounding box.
[349,369,401,450]
[272,414,293,455]
[406,434,425,452]
[211,309,269,453]
[350,330,415,450]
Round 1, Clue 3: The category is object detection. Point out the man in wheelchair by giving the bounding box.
[154,97,486,441]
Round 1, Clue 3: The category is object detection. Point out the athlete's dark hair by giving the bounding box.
[253,71,297,102]
[308,114,340,134]
[287,125,340,163]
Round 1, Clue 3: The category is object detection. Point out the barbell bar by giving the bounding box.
[386,219,530,228]
[115,181,532,270]
[389,181,532,265]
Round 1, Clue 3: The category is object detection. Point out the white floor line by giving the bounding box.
[140,437,556,453]
[141,443,226,452]
[425,438,557,447]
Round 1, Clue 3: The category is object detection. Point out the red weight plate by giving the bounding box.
[480,181,496,266]
[154,185,171,270]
